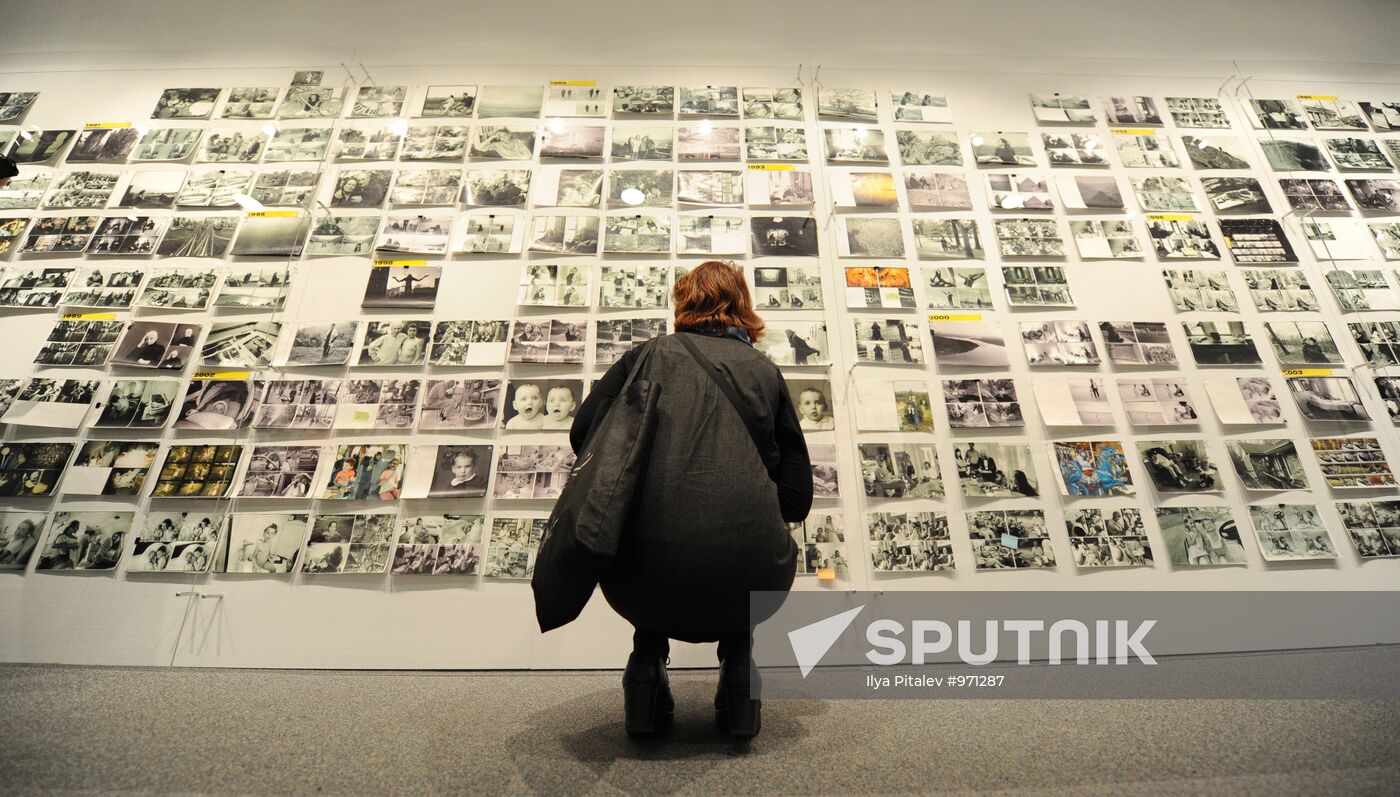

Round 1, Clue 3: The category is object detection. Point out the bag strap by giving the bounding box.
[674,332,769,461]
[619,336,657,392]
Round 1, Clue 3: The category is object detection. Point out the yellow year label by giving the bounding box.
[192,371,251,380]
[1146,214,1193,222]
[373,259,427,267]
[1282,368,1333,377]
[928,313,982,322]
[748,163,796,171]
[550,80,596,87]
[60,312,116,321]
[247,210,296,218]
[83,122,131,129]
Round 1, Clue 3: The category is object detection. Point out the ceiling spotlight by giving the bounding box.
[619,187,645,206]
[232,193,266,211]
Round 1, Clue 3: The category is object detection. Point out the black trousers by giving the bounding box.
[633,628,750,663]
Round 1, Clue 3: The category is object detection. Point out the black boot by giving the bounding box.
[715,636,760,737]
[623,650,674,736]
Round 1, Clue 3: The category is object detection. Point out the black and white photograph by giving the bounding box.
[1181,135,1251,169]
[1361,101,1400,130]
[251,378,338,429]
[476,85,542,118]
[1166,96,1231,128]
[1099,321,1176,365]
[392,514,485,577]
[839,217,906,258]
[149,443,244,498]
[1162,268,1237,312]
[420,378,503,429]
[492,445,575,500]
[1278,177,1350,211]
[1,377,99,428]
[1138,439,1222,494]
[1020,320,1100,366]
[236,444,322,498]
[1247,98,1308,130]
[419,85,476,118]
[93,378,179,428]
[904,171,972,208]
[1324,137,1392,170]
[84,216,166,255]
[330,168,392,208]
[175,169,253,207]
[1226,439,1308,491]
[501,380,581,431]
[132,128,202,162]
[1154,506,1246,566]
[852,317,923,363]
[128,515,219,572]
[1263,320,1344,365]
[1311,437,1396,489]
[1117,378,1199,426]
[332,379,419,430]
[866,511,954,573]
[0,511,48,572]
[1246,504,1336,561]
[790,513,848,576]
[1002,264,1074,307]
[1219,218,1296,264]
[1113,133,1178,168]
[1203,376,1284,426]
[812,85,877,119]
[400,124,469,160]
[1131,176,1198,212]
[781,379,835,432]
[928,320,1008,368]
[896,130,961,167]
[136,267,218,309]
[924,265,992,310]
[1261,138,1333,172]
[599,264,669,309]
[1183,320,1263,365]
[305,215,380,256]
[857,443,943,498]
[1201,177,1273,214]
[448,211,521,254]
[405,444,492,499]
[197,129,265,163]
[742,87,804,120]
[279,85,344,119]
[543,84,607,117]
[951,441,1038,499]
[0,441,74,497]
[356,320,429,367]
[611,125,673,160]
[752,265,823,309]
[110,320,200,370]
[20,214,98,254]
[885,90,948,123]
[265,126,332,161]
[518,263,587,306]
[470,125,536,159]
[1032,378,1114,426]
[526,213,597,255]
[750,215,819,257]
[603,213,672,253]
[595,318,666,365]
[676,124,740,161]
[744,125,807,161]
[1346,178,1400,211]
[349,85,406,118]
[677,169,745,206]
[152,88,220,119]
[539,124,605,159]
[484,516,548,579]
[174,378,257,430]
[535,168,602,207]
[678,86,738,116]
[249,168,321,207]
[0,265,75,308]
[851,380,933,432]
[1298,97,1367,129]
[301,512,397,575]
[1375,221,1400,259]
[200,321,281,368]
[971,132,1035,166]
[216,265,294,310]
[1102,95,1161,125]
[0,91,39,123]
[42,170,119,209]
[0,169,51,208]
[1042,132,1107,166]
[823,127,887,163]
[1302,219,1379,260]
[613,86,674,115]
[321,443,407,500]
[968,509,1055,570]
[1287,376,1371,422]
[218,512,307,574]
[7,129,75,164]
[508,319,586,364]
[282,321,358,366]
[1070,219,1143,258]
[942,378,1023,429]
[1149,218,1220,259]
[1326,268,1397,312]
[376,213,452,253]
[229,215,310,257]
[33,317,122,367]
[34,511,134,571]
[756,323,829,366]
[62,440,158,497]
[607,168,673,207]
[1030,93,1095,123]
[363,264,440,309]
[156,215,239,257]
[221,86,280,119]
[1065,507,1152,568]
[993,217,1064,257]
[677,214,746,255]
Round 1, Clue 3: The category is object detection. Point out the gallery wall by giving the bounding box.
[1,10,1399,668]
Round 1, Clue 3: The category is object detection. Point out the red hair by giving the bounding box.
[672,260,765,342]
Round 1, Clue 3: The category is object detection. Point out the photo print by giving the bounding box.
[676,124,740,161]
[739,87,803,120]
[971,132,1036,166]
[677,214,746,254]
[1361,101,1400,130]
[363,264,440,309]
[264,126,333,161]
[0,441,73,497]
[321,443,408,501]
[1262,320,1343,365]
[173,378,257,430]
[1201,177,1272,214]
[539,124,606,159]
[606,168,673,207]
[1181,134,1251,169]
[7,130,75,164]
[299,215,378,256]
[544,84,607,118]
[331,379,419,430]
[1020,320,1101,366]
[903,171,972,209]
[351,85,407,118]
[751,215,819,257]
[893,131,960,168]
[152,88,220,119]
[518,263,587,307]
[1260,138,1332,172]
[251,378,338,429]
[392,514,485,576]
[1183,320,1263,365]
[290,70,323,85]
[928,320,1008,367]
[301,512,397,575]
[0,265,74,308]
[1030,93,1095,123]
[85,216,167,255]
[969,510,1055,570]
[942,378,1024,428]
[852,317,923,363]
[1325,137,1392,170]
[1311,436,1396,489]
[844,267,914,309]
[1102,94,1162,124]
[603,213,672,253]
[1,377,99,428]
[851,381,933,432]
[62,440,158,497]
[1347,179,1400,211]
[1338,500,1400,558]
[0,217,29,255]
[814,87,875,120]
[216,264,293,311]
[446,210,521,254]
[196,321,280,369]
[493,445,576,500]
[132,128,202,162]
[135,267,219,310]
[1278,177,1350,211]
[1204,376,1285,426]
[791,513,849,576]
[470,125,535,159]
[597,264,668,309]
[828,170,897,208]
[376,213,452,253]
[1032,378,1114,426]
[501,379,581,431]
[1301,219,1377,260]
[484,516,548,579]
[330,168,392,208]
[744,125,807,161]
[1162,268,1238,312]
[399,124,469,161]
[952,440,1040,499]
[756,322,829,366]
[992,217,1064,257]
[1118,379,1200,426]
[229,214,309,256]
[1219,218,1296,264]
[197,129,266,163]
[1131,176,1198,212]
[271,318,354,366]
[124,513,219,571]
[150,443,243,498]
[1298,97,1366,130]
[221,86,280,119]
[20,214,98,254]
[418,85,477,118]
[1286,375,1370,422]
[33,317,122,367]
[752,265,823,310]
[236,444,322,499]
[676,86,739,117]
[403,444,493,499]
[1066,507,1152,568]
[157,215,239,257]
[1225,439,1309,491]
[924,265,992,310]
[1148,217,1220,259]
[824,127,887,163]
[677,169,745,206]
[477,85,543,118]
[0,169,51,208]
[595,318,666,365]
[1099,321,1176,365]
[352,320,429,367]
[0,91,39,123]
[1246,504,1336,561]
[1002,264,1074,307]
[34,511,134,571]
[867,511,954,573]
[509,319,586,364]
[43,170,120,209]
[420,378,503,430]
[857,442,943,499]
[110,320,201,370]
[93,378,179,429]
[611,124,673,161]
[613,85,674,115]
[0,511,48,571]
[1113,133,1178,168]
[1048,440,1135,496]
[1154,506,1246,566]
[249,168,321,207]
[1042,132,1107,166]
[0,379,20,418]
[838,217,906,258]
[1327,269,1397,313]
[218,512,308,574]
[535,168,603,207]
[1247,98,1308,130]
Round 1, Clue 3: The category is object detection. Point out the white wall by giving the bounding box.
[1,3,1399,669]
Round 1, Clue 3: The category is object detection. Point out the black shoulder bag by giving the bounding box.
[532,340,661,633]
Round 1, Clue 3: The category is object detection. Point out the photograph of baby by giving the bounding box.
[218,512,308,574]
[951,441,1039,499]
[419,379,502,430]
[173,378,257,430]
[785,379,835,431]
[492,446,577,500]
[237,445,323,498]
[0,511,47,571]
[321,443,408,501]
[1154,506,1246,566]
[1065,508,1152,568]
[484,516,548,579]
[301,512,397,575]
[416,444,493,498]
[34,511,134,571]
[501,379,583,430]
[127,512,223,574]
[858,442,944,499]
[1246,504,1335,561]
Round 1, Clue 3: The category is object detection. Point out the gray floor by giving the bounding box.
[2,663,1398,796]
